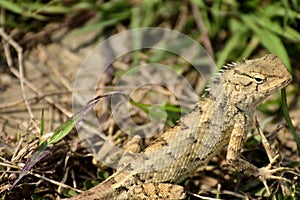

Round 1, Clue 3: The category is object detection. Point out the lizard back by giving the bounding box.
[70,54,292,200]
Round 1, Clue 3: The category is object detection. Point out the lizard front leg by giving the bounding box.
[226,113,259,176]
[226,113,289,191]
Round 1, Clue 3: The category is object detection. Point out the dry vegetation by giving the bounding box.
[0,0,300,199]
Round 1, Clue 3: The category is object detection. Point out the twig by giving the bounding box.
[30,172,83,193]
[57,166,70,194]
[255,117,276,161]
[174,3,188,32]
[7,66,72,117]
[19,10,95,45]
[0,28,72,119]
[190,1,215,60]
[188,188,248,199]
[0,139,14,156]
[11,137,24,162]
[37,45,73,91]
[0,28,40,132]
[0,161,20,169]
[0,90,71,110]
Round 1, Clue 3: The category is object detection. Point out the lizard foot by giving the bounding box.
[257,154,293,195]
[129,183,186,200]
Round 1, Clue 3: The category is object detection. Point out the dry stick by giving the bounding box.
[5,63,72,117]
[0,137,23,180]
[59,150,73,194]
[0,98,29,110]
[0,140,14,156]
[0,28,40,132]
[70,169,77,189]
[190,188,247,200]
[0,85,137,110]
[37,45,73,91]
[29,172,83,193]
[0,161,20,169]
[174,3,188,32]
[0,28,72,118]
[0,90,72,110]
[255,117,276,161]
[255,117,294,196]
[11,137,25,162]
[0,146,22,180]
[8,66,72,117]
[190,1,215,60]
[19,11,95,45]
[36,44,74,137]
[57,166,70,194]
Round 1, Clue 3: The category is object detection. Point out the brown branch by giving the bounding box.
[19,10,96,45]
[190,1,215,60]
[0,28,40,132]
[0,28,72,118]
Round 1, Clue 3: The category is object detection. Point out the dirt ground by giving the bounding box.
[1,24,300,199]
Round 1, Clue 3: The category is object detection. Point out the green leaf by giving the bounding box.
[40,110,44,136]
[0,0,23,14]
[253,15,300,42]
[240,36,260,59]
[217,19,248,67]
[241,15,291,70]
[281,89,300,156]
[217,32,243,67]
[10,141,50,189]
[48,119,76,145]
[64,189,78,197]
[149,104,167,121]
[0,0,46,20]
[76,10,131,33]
[263,2,300,19]
[30,194,43,200]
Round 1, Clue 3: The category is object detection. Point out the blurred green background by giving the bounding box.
[1,0,299,69]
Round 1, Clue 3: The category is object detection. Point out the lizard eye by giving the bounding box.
[253,74,265,84]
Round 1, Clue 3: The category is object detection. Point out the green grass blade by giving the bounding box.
[9,141,50,190]
[241,15,291,70]
[0,0,23,14]
[281,88,300,156]
[253,15,300,42]
[216,19,248,67]
[48,118,76,145]
[40,110,44,136]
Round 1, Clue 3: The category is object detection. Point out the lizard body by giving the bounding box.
[70,54,292,199]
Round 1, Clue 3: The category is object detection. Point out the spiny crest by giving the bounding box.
[204,72,222,92]
[219,58,246,72]
[204,57,246,93]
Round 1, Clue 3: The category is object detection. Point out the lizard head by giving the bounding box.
[217,54,292,111]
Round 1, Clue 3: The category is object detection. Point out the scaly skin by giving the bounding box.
[70,54,292,200]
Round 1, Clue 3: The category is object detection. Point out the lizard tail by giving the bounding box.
[68,178,117,200]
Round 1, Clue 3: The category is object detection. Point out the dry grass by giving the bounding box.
[1,1,300,199]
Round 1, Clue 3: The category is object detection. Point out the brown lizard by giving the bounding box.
[70,54,292,199]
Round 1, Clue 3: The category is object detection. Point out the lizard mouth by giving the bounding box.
[276,73,292,89]
[261,74,292,96]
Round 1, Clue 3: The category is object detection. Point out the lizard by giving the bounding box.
[69,54,292,200]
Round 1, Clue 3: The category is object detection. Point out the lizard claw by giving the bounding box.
[257,154,293,195]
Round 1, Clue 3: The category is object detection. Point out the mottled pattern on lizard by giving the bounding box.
[69,54,292,200]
